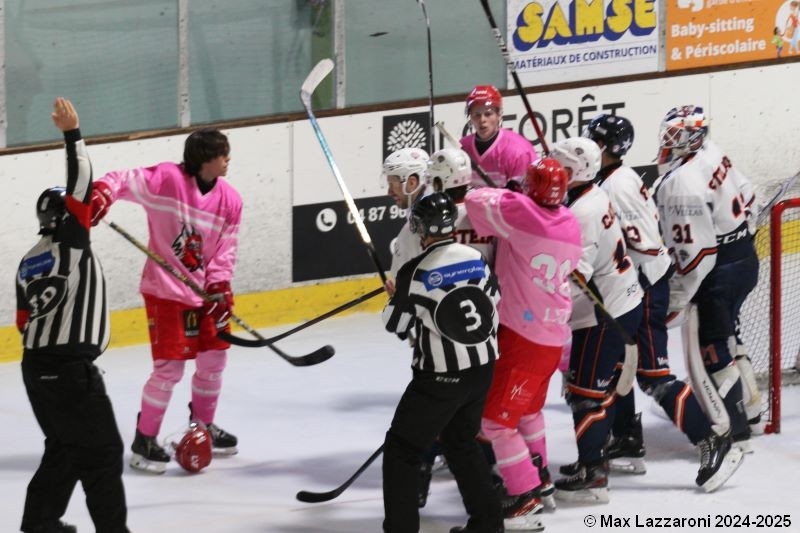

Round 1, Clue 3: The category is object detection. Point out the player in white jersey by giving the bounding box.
[582,114,743,492]
[655,105,759,452]
[383,147,429,287]
[550,137,643,504]
[429,147,494,262]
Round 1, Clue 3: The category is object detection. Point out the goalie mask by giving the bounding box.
[583,114,634,158]
[550,137,602,185]
[36,186,67,235]
[429,148,471,192]
[657,105,708,168]
[410,192,457,239]
[174,422,212,473]
[526,157,568,207]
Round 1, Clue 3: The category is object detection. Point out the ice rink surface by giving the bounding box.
[1,312,798,532]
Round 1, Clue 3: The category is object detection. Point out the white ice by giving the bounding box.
[1,312,798,532]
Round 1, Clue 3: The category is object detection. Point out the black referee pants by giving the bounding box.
[21,356,128,533]
[383,362,502,533]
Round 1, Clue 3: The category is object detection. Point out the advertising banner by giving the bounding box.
[666,0,793,69]
[507,0,660,86]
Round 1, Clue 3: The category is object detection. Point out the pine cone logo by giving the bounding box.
[386,119,427,153]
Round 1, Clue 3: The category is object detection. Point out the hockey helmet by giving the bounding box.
[657,105,708,166]
[174,422,213,473]
[526,157,568,207]
[465,85,502,115]
[550,137,602,185]
[36,186,67,235]
[429,148,471,191]
[410,192,458,239]
[583,114,635,158]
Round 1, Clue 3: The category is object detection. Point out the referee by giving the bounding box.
[382,192,503,533]
[16,98,129,533]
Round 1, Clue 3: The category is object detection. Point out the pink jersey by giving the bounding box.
[465,188,582,347]
[97,162,242,306]
[460,129,539,188]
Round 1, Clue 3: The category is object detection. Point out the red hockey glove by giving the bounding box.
[204,281,234,330]
[90,181,114,226]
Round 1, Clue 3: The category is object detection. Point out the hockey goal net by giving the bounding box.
[738,176,800,434]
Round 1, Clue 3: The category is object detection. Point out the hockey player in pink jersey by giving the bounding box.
[90,128,242,473]
[465,158,582,531]
[460,85,539,189]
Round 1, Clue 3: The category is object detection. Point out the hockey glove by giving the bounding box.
[90,181,114,226]
[204,281,234,330]
[505,178,524,193]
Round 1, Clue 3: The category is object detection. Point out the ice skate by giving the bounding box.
[502,489,545,531]
[606,412,646,474]
[696,432,744,492]
[450,521,504,533]
[531,453,556,511]
[130,428,170,474]
[22,520,77,533]
[554,461,609,504]
[189,402,238,455]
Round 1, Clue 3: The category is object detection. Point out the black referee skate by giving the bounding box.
[696,432,744,493]
[130,428,170,475]
[22,520,77,533]
[189,402,238,455]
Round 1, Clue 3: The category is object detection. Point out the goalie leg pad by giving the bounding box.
[732,342,764,423]
[682,305,730,436]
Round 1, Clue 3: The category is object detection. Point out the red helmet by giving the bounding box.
[175,422,213,473]
[466,85,502,115]
[526,157,568,207]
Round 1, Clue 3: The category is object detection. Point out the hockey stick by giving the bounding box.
[417,0,435,149]
[479,0,548,154]
[300,58,389,285]
[296,444,384,503]
[103,220,334,367]
[217,287,384,348]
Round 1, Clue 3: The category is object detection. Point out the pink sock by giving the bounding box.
[190,349,227,424]
[482,418,538,495]
[138,359,185,437]
[519,411,547,466]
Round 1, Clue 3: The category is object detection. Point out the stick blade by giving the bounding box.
[296,489,340,503]
[300,58,335,106]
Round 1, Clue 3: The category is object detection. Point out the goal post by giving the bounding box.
[738,193,800,434]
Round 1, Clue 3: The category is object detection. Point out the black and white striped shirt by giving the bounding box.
[16,130,109,358]
[383,238,500,373]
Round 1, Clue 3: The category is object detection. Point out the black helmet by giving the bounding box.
[36,186,66,235]
[583,114,634,157]
[410,192,457,239]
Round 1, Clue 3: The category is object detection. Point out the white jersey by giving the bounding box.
[655,139,756,311]
[566,183,643,329]
[595,163,671,286]
[389,220,423,279]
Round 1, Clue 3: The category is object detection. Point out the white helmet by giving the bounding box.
[382,147,430,184]
[429,148,471,191]
[550,137,601,184]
